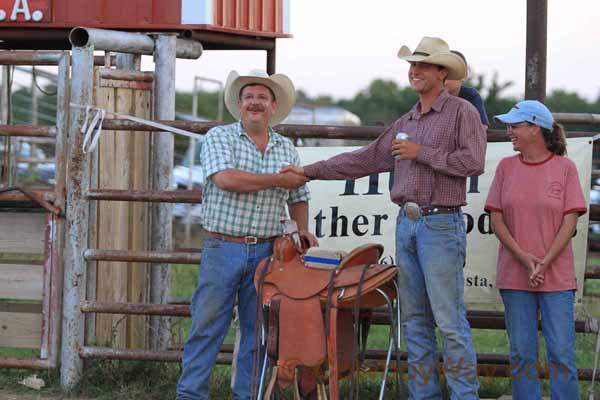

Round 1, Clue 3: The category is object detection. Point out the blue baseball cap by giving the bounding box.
[494,100,554,130]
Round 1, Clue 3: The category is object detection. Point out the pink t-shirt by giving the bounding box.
[484,154,587,291]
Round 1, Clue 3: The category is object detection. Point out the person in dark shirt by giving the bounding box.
[445,50,489,127]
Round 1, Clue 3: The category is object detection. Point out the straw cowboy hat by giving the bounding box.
[397,37,467,80]
[224,69,296,126]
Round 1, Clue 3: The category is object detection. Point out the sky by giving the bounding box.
[164,0,600,102]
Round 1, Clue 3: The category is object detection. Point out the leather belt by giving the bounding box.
[206,231,277,245]
[401,202,460,220]
[420,205,461,216]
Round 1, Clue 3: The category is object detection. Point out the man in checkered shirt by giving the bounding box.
[283,37,487,399]
[177,70,317,400]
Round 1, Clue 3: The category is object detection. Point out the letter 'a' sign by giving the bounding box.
[0,0,51,22]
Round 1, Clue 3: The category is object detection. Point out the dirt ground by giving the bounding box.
[0,391,90,400]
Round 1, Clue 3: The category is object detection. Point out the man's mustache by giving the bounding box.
[246,104,266,112]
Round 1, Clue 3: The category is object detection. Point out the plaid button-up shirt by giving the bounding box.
[201,122,310,238]
[304,91,486,206]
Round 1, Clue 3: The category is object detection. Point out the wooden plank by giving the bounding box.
[0,264,43,301]
[0,212,45,254]
[127,88,151,349]
[112,86,133,349]
[96,82,118,347]
[99,79,153,90]
[0,302,42,313]
[85,68,101,346]
[0,312,42,348]
[94,74,153,350]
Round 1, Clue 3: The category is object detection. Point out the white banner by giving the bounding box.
[298,137,593,304]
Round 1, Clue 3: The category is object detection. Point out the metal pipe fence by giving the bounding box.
[2,35,600,392]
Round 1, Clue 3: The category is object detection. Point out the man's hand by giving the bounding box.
[280,164,306,177]
[299,230,319,249]
[391,139,422,160]
[277,171,308,189]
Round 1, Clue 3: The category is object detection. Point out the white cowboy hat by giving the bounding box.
[397,37,467,80]
[224,69,296,126]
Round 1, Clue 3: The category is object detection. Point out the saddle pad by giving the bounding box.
[304,248,347,270]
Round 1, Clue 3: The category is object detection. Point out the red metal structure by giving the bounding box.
[0,0,289,69]
[0,0,289,34]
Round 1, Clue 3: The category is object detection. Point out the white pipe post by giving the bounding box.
[60,44,94,393]
[150,34,176,350]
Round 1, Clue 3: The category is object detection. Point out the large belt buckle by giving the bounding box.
[244,236,258,245]
[404,202,421,220]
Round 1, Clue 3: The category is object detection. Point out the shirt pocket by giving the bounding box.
[421,119,454,149]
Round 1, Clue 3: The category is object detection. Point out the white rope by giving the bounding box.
[70,103,205,153]
[80,106,106,154]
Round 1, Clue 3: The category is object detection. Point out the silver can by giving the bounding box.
[394,132,408,159]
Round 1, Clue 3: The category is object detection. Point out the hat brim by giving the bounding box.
[397,46,467,80]
[224,72,295,126]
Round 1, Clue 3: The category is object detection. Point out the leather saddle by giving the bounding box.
[254,234,398,399]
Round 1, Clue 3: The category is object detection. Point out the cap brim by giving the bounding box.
[494,110,525,124]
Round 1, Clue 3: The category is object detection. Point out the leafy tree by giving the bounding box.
[338,79,418,126]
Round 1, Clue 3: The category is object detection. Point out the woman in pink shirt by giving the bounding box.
[485,100,587,399]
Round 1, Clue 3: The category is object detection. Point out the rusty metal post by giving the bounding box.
[46,52,70,368]
[1,65,10,187]
[0,66,8,124]
[60,45,94,393]
[115,53,138,71]
[150,34,176,350]
[525,0,547,101]
[266,47,276,75]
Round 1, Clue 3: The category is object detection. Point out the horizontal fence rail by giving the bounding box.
[77,345,600,381]
[78,302,596,333]
[1,122,597,142]
[85,189,202,203]
[83,249,200,264]
[0,125,56,137]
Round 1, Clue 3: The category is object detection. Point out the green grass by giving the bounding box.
[2,265,600,398]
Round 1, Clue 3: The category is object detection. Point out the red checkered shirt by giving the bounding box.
[304,91,486,207]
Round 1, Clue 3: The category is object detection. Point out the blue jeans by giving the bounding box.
[395,210,479,400]
[500,289,579,400]
[176,238,274,400]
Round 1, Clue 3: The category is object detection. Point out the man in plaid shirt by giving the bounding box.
[284,37,486,399]
[177,70,317,400]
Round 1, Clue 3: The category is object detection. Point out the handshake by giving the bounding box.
[277,165,308,190]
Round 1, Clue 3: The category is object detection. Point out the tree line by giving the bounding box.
[8,73,600,158]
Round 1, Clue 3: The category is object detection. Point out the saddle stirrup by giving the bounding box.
[375,287,396,400]
[263,366,278,400]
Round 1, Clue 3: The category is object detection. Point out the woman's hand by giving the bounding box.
[518,252,544,287]
[529,260,548,287]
